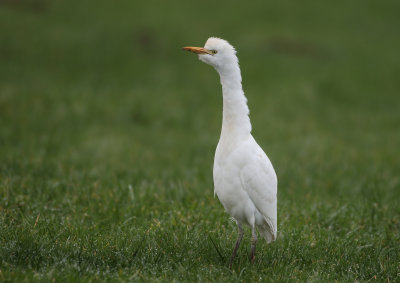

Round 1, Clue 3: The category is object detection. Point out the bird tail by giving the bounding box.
[258,217,276,243]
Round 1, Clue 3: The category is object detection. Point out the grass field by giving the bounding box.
[1,0,399,281]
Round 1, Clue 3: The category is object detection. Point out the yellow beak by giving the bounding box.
[183,46,213,55]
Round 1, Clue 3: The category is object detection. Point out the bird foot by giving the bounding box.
[250,243,256,263]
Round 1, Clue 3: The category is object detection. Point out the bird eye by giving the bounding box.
[211,50,218,55]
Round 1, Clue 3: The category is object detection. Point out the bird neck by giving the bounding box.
[218,62,252,140]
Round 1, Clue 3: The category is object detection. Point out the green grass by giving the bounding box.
[1,0,399,281]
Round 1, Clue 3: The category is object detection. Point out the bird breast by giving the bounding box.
[213,135,256,221]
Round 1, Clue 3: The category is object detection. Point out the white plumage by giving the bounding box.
[184,37,277,267]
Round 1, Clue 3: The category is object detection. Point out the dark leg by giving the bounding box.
[250,226,257,263]
[229,223,244,269]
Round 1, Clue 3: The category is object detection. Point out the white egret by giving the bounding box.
[183,38,277,267]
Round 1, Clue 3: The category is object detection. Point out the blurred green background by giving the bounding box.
[1,0,399,281]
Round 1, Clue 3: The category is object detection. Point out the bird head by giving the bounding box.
[183,37,238,72]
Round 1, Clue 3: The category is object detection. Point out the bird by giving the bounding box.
[183,37,277,268]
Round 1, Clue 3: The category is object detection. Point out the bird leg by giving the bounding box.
[229,223,244,269]
[250,226,257,263]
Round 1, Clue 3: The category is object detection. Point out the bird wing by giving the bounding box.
[240,143,277,238]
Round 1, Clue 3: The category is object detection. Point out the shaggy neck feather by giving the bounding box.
[217,61,252,140]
